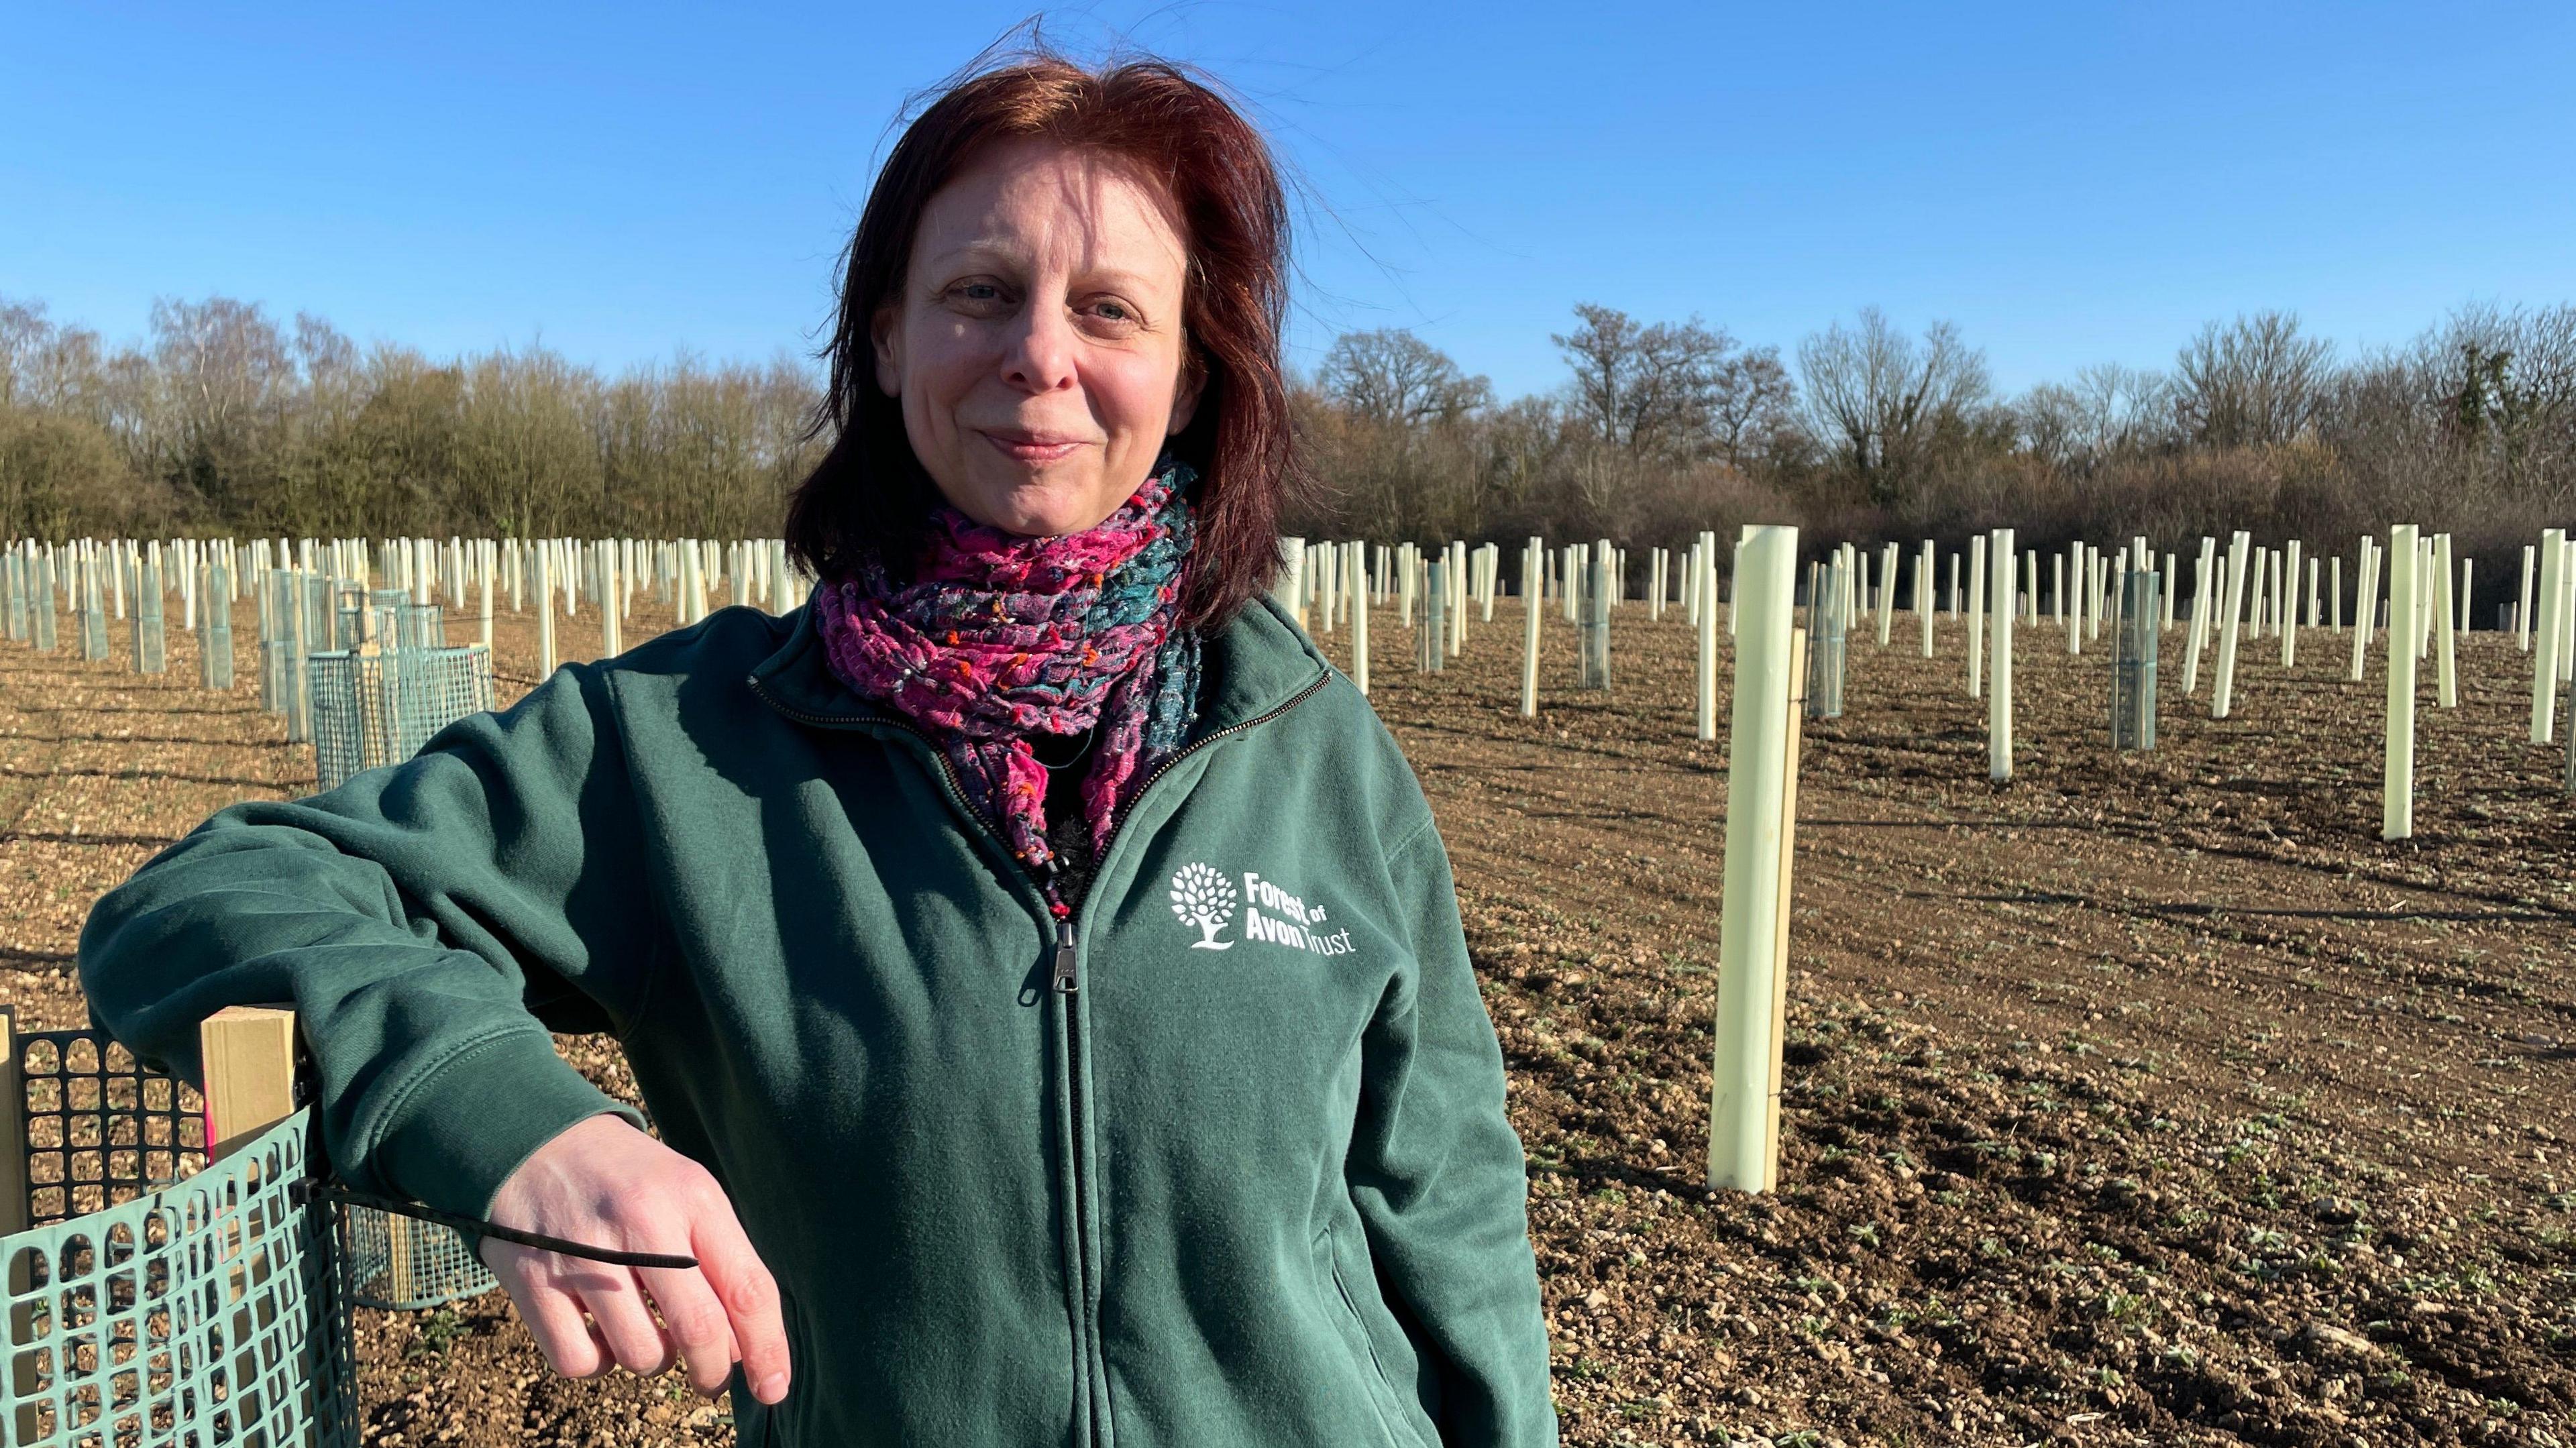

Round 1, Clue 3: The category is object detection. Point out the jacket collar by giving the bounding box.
[745,585,1332,742]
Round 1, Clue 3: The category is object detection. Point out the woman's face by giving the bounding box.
[874,137,1201,538]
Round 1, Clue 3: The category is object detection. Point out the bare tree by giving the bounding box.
[97,343,170,481]
[0,299,53,407]
[1318,329,1490,427]
[2171,311,2332,447]
[2434,302,2576,500]
[2013,383,2086,469]
[150,296,295,516]
[1796,307,1992,507]
[463,345,604,539]
[2070,363,2173,457]
[2017,365,2174,471]
[0,298,111,418]
[1709,345,1797,471]
[152,297,291,449]
[1554,304,1735,460]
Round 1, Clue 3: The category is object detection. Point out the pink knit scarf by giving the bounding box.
[811,466,1201,908]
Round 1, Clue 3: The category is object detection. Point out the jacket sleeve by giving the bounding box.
[77,661,654,1223]
[1348,820,1559,1447]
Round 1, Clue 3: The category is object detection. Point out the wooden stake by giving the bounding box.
[1760,626,1809,1192]
[0,1006,29,1235]
[201,1005,298,1161]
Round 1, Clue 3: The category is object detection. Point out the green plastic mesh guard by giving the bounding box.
[1,1109,358,1448]
[11,1027,498,1324]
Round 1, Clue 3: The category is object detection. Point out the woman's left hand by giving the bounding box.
[479,1113,792,1404]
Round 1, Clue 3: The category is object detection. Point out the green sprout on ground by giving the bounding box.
[405,1307,470,1360]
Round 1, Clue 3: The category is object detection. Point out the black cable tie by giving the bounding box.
[292,1178,699,1271]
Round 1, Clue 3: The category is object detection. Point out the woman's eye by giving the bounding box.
[956,283,1002,302]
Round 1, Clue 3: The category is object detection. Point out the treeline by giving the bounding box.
[0,297,821,544]
[5,291,2573,616]
[1289,302,2576,618]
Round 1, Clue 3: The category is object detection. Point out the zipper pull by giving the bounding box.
[1051,917,1079,994]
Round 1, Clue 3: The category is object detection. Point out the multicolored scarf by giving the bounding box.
[812,463,1203,913]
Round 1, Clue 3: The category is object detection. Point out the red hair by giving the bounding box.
[786,53,1299,631]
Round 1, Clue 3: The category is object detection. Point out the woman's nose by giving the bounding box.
[1000,302,1077,394]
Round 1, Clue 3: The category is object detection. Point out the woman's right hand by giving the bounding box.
[478,1113,792,1405]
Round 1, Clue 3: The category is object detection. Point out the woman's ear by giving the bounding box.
[871,306,902,397]
[1168,346,1207,436]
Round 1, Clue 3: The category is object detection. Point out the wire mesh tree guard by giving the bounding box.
[2112,568,2161,753]
[1417,559,1446,674]
[1803,557,1848,722]
[5,553,25,645]
[307,647,496,794]
[1578,543,1611,691]
[31,554,57,655]
[199,562,233,694]
[131,559,166,677]
[77,565,109,664]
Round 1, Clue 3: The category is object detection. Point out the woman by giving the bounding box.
[81,54,1557,1448]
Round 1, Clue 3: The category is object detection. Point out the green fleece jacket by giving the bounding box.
[78,595,1559,1447]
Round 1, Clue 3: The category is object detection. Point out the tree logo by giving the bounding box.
[1168,862,1238,950]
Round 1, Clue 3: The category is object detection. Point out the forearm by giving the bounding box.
[78,665,655,1217]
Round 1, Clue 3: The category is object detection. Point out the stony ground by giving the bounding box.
[3,579,2570,1446]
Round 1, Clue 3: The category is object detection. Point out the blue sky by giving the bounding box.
[5,2,2571,400]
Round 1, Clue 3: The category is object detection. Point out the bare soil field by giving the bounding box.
[4,588,2571,1447]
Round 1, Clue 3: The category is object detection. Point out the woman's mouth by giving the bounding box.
[979,430,1089,464]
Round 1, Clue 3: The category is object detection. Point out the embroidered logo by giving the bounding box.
[1169,862,1238,950]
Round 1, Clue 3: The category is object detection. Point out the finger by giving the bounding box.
[637,1265,741,1398]
[691,1213,791,1403]
[498,1262,610,1380]
[578,1272,678,1378]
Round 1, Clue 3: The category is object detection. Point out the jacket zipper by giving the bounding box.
[1052,904,1100,1442]
[1052,916,1079,993]
[749,663,1332,1445]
